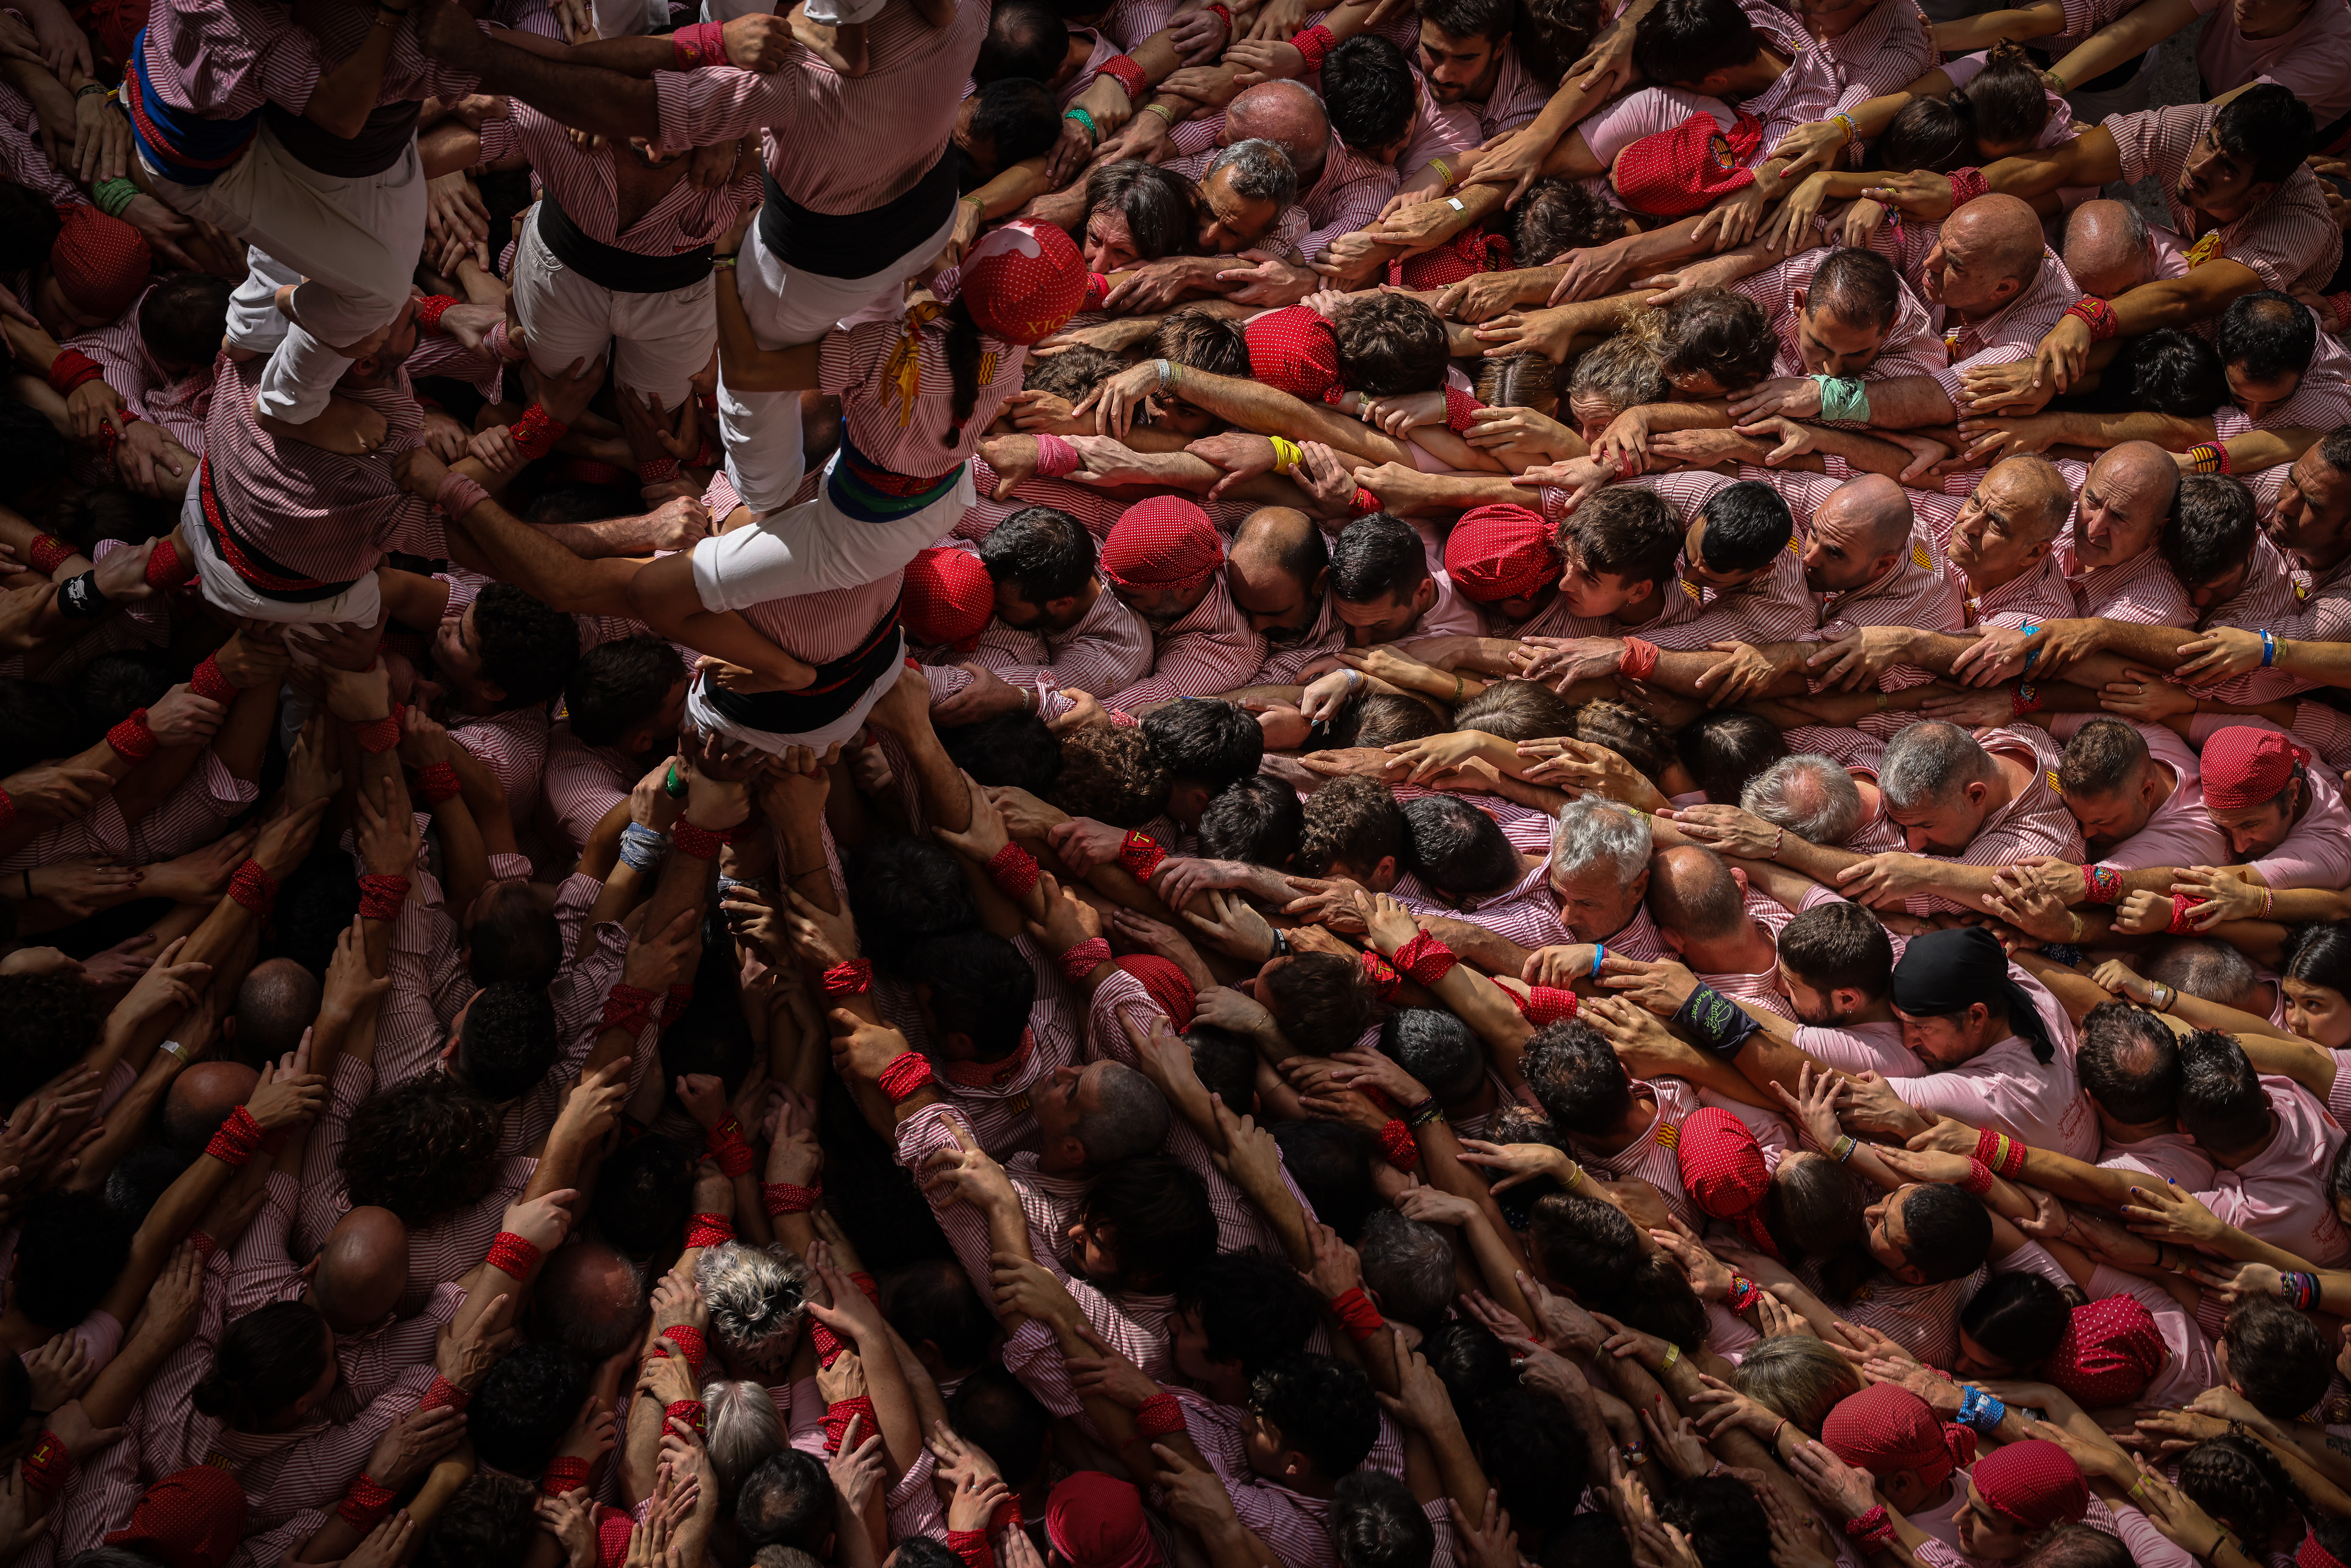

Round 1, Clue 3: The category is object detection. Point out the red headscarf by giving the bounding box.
[959,221,1086,345]
[1045,1472,1161,1568]
[1821,1384,1976,1491]
[2300,1530,2350,1568]
[1611,111,1764,218]
[103,1467,250,1568]
[1444,505,1560,603]
[1244,305,1342,402]
[2042,1293,2167,1408]
[903,546,994,653]
[1114,954,1196,1030]
[1672,1106,1780,1259]
[1101,496,1223,594]
[1972,1440,2088,1532]
[51,203,151,322]
[1387,228,1515,289]
[2200,726,2309,810]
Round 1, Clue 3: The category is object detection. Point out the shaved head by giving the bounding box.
[1803,475,1916,592]
[1926,193,2047,320]
[1649,845,1747,943]
[1950,194,2046,280]
[2075,441,2181,569]
[162,1062,258,1161]
[2062,199,2151,301]
[311,1206,410,1332]
[1984,454,2075,544]
[1228,506,1330,643]
[535,1237,650,1361]
[1225,80,1330,181]
[233,958,319,1069]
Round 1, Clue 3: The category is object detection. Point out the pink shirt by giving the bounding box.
[2101,1127,2216,1192]
[2095,724,2228,871]
[2198,1076,2349,1266]
[2191,0,2351,122]
[1886,966,2100,1157]
[2249,761,2351,891]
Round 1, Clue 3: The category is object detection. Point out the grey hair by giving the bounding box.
[1877,722,1992,813]
[2148,937,2258,1009]
[702,1378,783,1499]
[695,1242,811,1365]
[1076,1061,1172,1166]
[1549,792,1651,882]
[1358,1210,1456,1328]
[1207,138,1297,209]
[1743,755,1865,846]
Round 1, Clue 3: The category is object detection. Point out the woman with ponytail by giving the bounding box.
[625,216,1086,755]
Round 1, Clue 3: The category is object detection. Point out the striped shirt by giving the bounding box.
[1734,246,1947,384]
[1253,591,1347,686]
[478,102,758,255]
[1931,251,2084,404]
[1395,855,1570,953]
[653,0,987,214]
[1171,1387,1445,1568]
[1902,467,2080,629]
[1469,39,1556,140]
[955,461,1130,542]
[1908,724,2085,913]
[136,0,328,126]
[1815,538,1966,693]
[1086,966,1309,1258]
[2109,103,2344,297]
[0,81,82,207]
[823,308,1030,480]
[1571,1076,1708,1228]
[202,350,444,582]
[63,285,214,457]
[969,582,1156,698]
[2057,538,2195,626]
[539,724,639,856]
[0,749,254,875]
[1737,0,1870,149]
[2196,537,2320,704]
[1805,0,1939,98]
[1105,577,1266,709]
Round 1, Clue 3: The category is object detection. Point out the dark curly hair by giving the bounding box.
[192,1301,333,1432]
[0,971,105,1107]
[469,1342,588,1478]
[1048,726,1172,827]
[415,1474,538,1568]
[338,1073,503,1227]
[469,582,582,711]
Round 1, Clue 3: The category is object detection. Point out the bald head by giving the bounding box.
[1226,80,1329,181]
[2076,441,2181,569]
[535,1237,650,1361]
[1984,454,2075,544]
[1648,846,1747,943]
[310,1206,409,1332]
[1228,506,1330,643]
[2095,441,2183,509]
[233,958,319,1068]
[1803,475,1915,592]
[2062,199,2151,301]
[1929,194,2046,320]
[162,1062,258,1161]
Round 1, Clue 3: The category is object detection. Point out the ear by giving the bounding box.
[1793,287,1809,316]
[439,1036,460,1065]
[1729,865,1749,898]
[1370,854,1398,890]
[1628,866,1651,904]
[938,1031,976,1061]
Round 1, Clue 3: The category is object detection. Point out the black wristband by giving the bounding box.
[1672,982,1758,1059]
[57,570,109,619]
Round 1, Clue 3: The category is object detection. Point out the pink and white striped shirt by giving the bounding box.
[478,101,759,256]
[969,582,1156,697]
[2057,539,2195,627]
[1106,578,1267,709]
[62,285,214,458]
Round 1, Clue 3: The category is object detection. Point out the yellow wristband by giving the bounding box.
[1430,157,1452,187]
[1270,436,1303,473]
[1663,1342,1681,1370]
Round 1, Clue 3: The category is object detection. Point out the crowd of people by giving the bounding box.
[12,0,2351,1564]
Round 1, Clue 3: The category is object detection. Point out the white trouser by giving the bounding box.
[683,641,901,751]
[700,0,774,19]
[180,482,385,648]
[692,446,975,605]
[143,121,427,424]
[593,0,664,33]
[718,203,958,515]
[511,207,717,408]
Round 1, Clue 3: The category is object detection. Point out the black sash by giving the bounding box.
[536,189,714,294]
[261,100,420,178]
[702,602,906,735]
[757,151,956,280]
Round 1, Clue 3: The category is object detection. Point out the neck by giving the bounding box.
[1589,1084,1659,1155]
[2214,1111,2281,1171]
[2097,1107,2175,1145]
[1839,997,1898,1027]
[1980,755,2025,817]
[1724,50,1787,96]
[1680,917,1779,976]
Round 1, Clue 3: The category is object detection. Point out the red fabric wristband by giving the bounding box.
[1512,986,1579,1024]
[824,1395,878,1454]
[673,818,731,860]
[1379,1118,1418,1171]
[413,295,459,332]
[351,701,404,755]
[1327,1284,1385,1342]
[670,18,725,65]
[145,537,192,588]
[19,1432,69,1498]
[707,1114,754,1178]
[1361,949,1403,1001]
[418,1374,470,1413]
[1946,167,1988,206]
[602,982,658,1035]
[763,1180,822,1215]
[338,1473,396,1529]
[1136,1390,1185,1438]
[1619,637,1660,679]
[539,1456,593,1498]
[486,1231,542,1280]
[1060,936,1112,981]
[1291,21,1336,69]
[357,873,409,921]
[987,841,1040,899]
[417,762,461,805]
[822,958,872,997]
[685,1212,733,1249]
[878,1052,934,1103]
[944,1529,994,1568]
[25,534,73,575]
[228,858,278,917]
[1118,829,1166,881]
[205,1105,265,1167]
[655,1325,707,1377]
[1960,1158,1995,1197]
[107,708,158,762]
[189,653,236,703]
[46,348,104,396]
[509,403,567,461]
[664,1400,706,1437]
[1393,930,1457,985]
[1096,52,1147,102]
